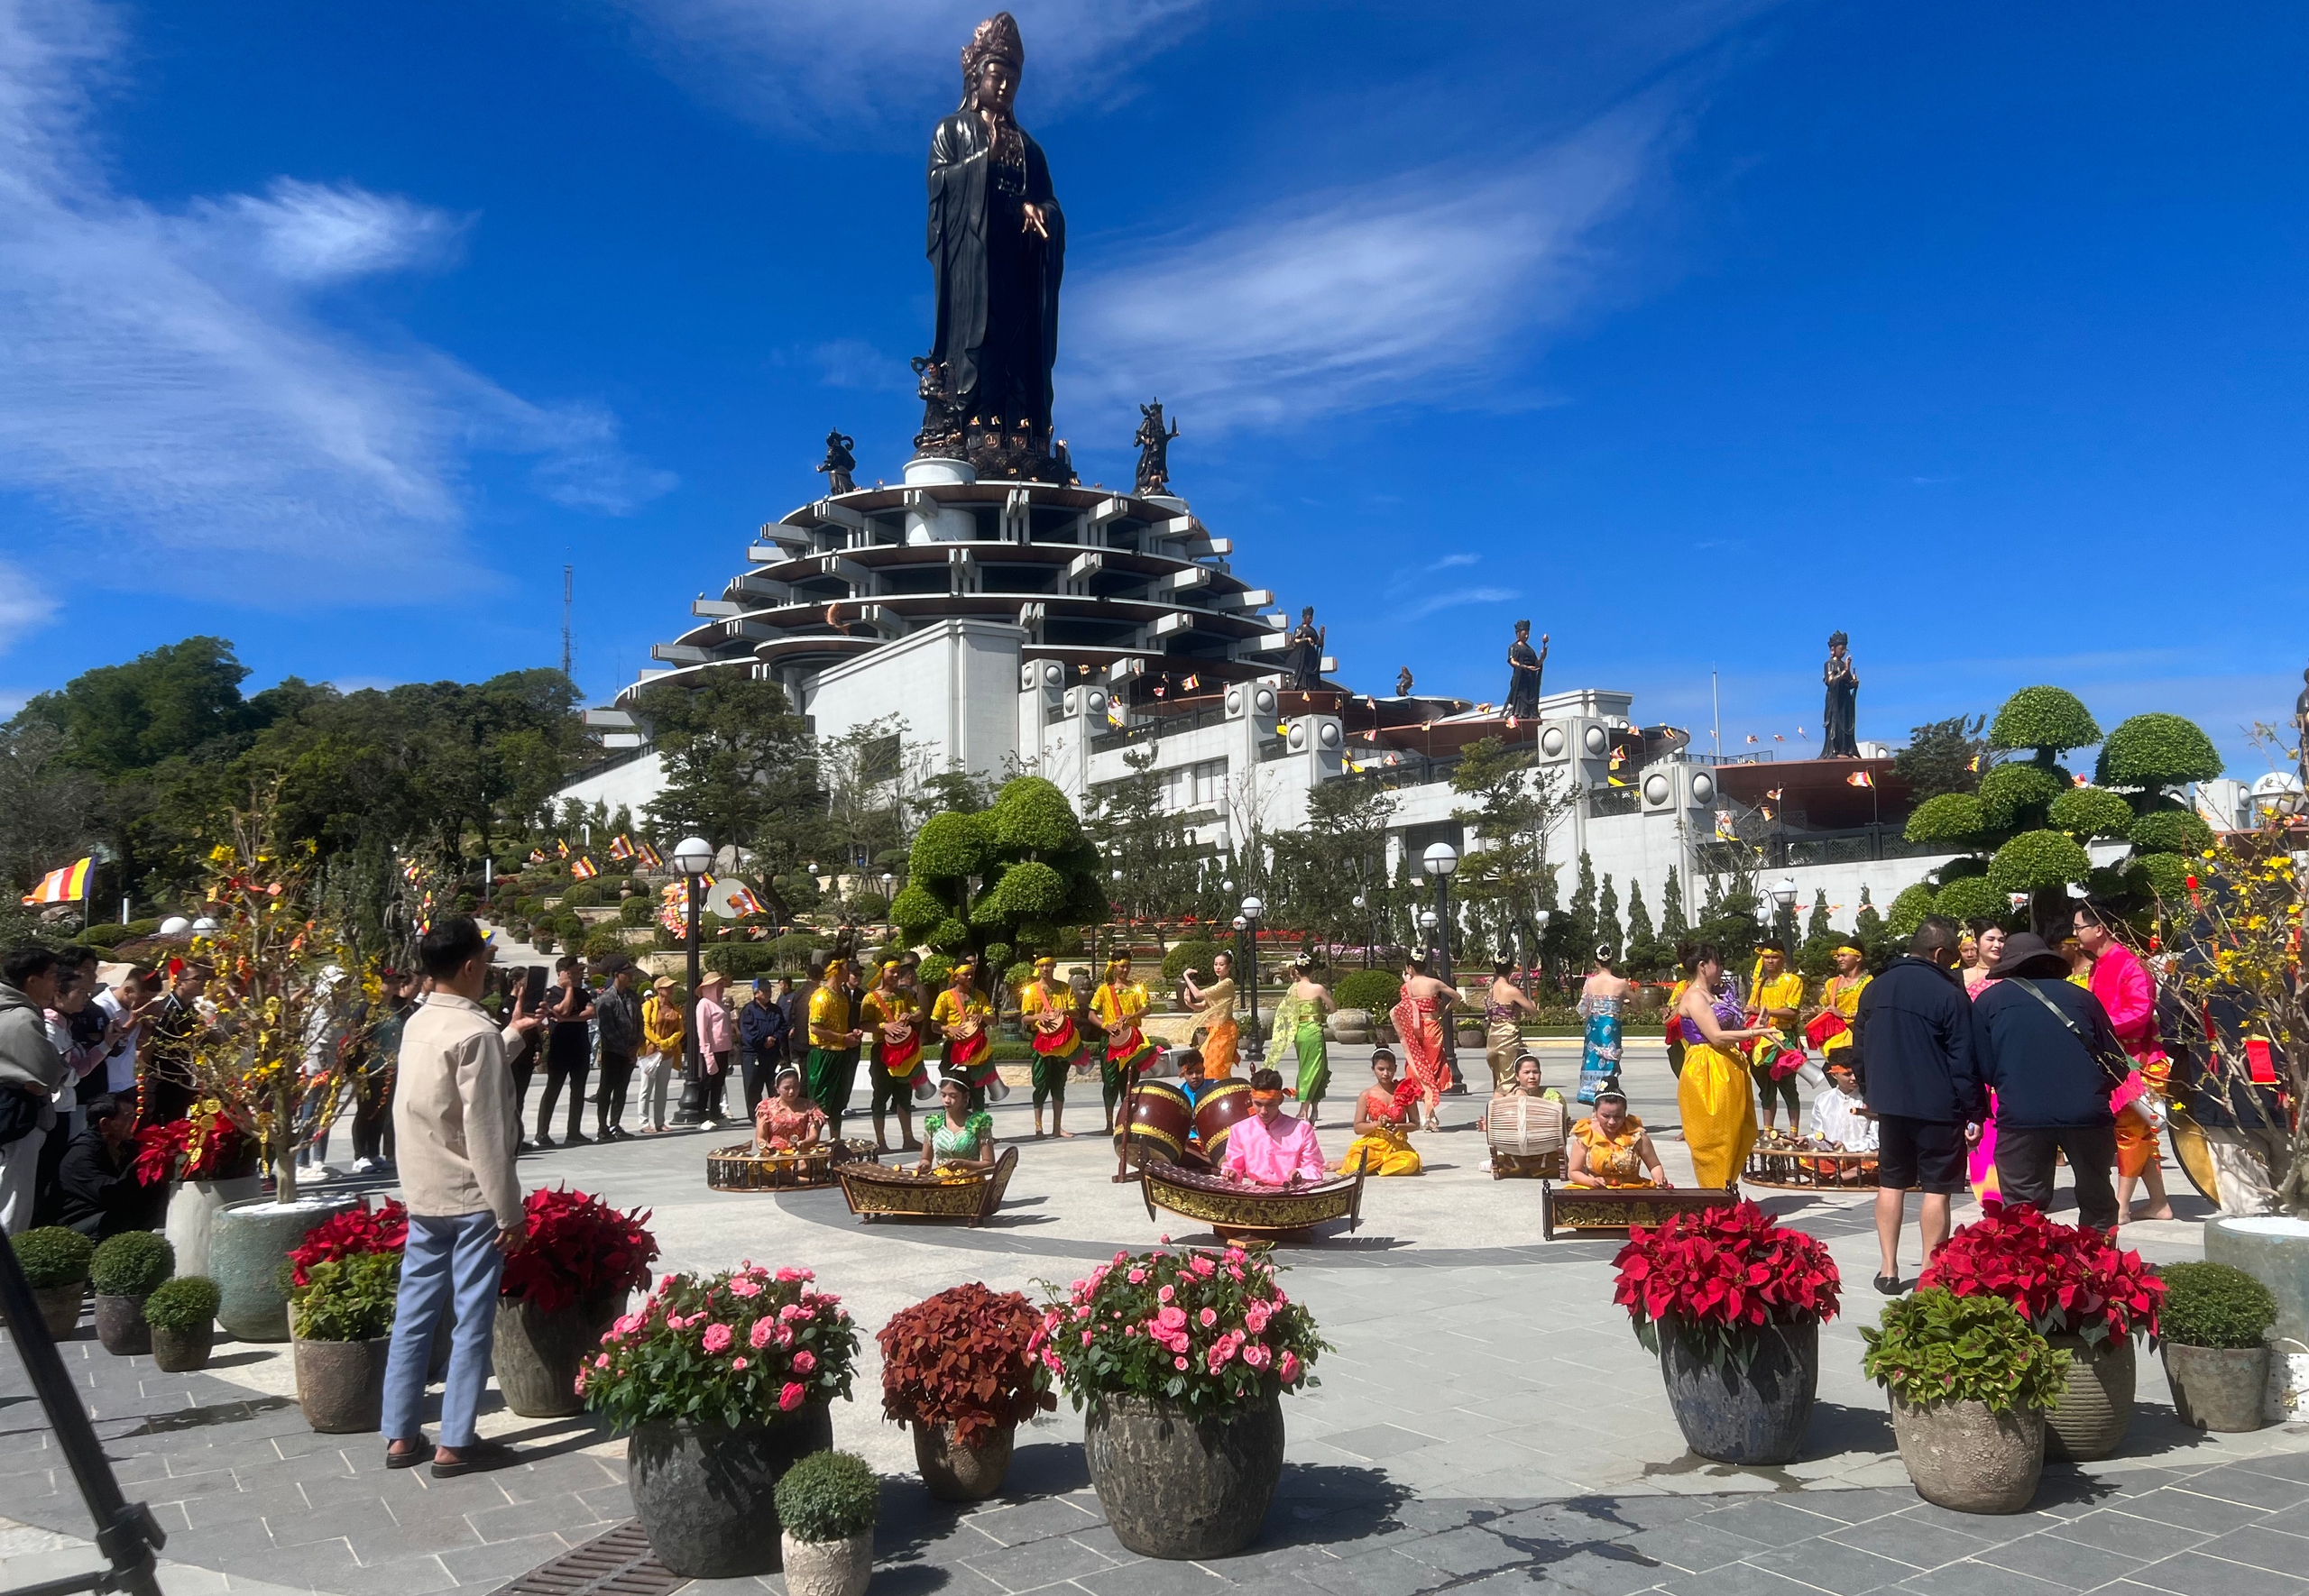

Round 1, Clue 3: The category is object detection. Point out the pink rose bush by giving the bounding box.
[1034,1245,1325,1416]
[581,1263,857,1432]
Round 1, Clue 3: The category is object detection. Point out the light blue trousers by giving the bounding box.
[381,1211,504,1449]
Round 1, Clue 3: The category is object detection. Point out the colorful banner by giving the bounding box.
[21,857,92,905]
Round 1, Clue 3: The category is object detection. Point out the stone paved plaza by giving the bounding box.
[3,1041,2304,1596]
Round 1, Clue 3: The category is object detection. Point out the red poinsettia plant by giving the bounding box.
[287,1198,409,1287]
[133,1105,257,1186]
[500,1186,658,1315]
[1613,1200,1841,1369]
[879,1283,1056,1447]
[1918,1201,2162,1347]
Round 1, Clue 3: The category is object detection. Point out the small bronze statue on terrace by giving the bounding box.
[817,430,858,496]
[1134,399,1181,498]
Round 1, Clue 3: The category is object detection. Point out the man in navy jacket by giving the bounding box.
[1854,916,1984,1293]
[1973,932,2125,1233]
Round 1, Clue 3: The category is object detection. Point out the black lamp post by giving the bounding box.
[671,834,713,1124]
[1239,894,1265,1061]
[1354,893,1370,969]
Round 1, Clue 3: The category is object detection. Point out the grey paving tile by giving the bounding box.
[1319,1426,1446,1463]
[1701,1497,1850,1547]
[460,1494,613,1546]
[1747,1536,1918,1593]
[1973,1531,2143,1590]
[1653,1560,1826,1596]
[322,1553,462,1596]
[2046,1511,2212,1564]
[2128,1550,2309,1596]
[1622,1520,1770,1574]
[1075,1561,1235,1596]
[967,1497,1107,1548]
[2180,1469,2309,1514]
[433,1532,567,1587]
[962,1534,1124,1593]
[1780,1491,1927,1528]
[1889,1561,2071,1596]
[2188,1526,2309,1577]
[2240,1456,2309,1487]
[1823,1516,1987,1572]
[1538,1545,1679,1596]
[345,1509,484,1560]
[1393,1526,1522,1579]
[2112,1490,2271,1536]
[2262,1503,2309,1540]
[1293,1548,1454,1596]
[138,1468,248,1505]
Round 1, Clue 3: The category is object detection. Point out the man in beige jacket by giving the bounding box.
[382,917,539,1478]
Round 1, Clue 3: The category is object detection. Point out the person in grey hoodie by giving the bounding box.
[0,947,69,1235]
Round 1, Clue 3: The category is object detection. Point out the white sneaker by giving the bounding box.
[307,1163,342,1181]
[350,1157,378,1175]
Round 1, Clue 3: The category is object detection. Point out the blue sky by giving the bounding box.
[2,0,2304,777]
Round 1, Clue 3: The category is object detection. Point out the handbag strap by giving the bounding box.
[2007,977,2130,1092]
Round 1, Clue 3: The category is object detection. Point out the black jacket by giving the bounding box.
[1973,977,2122,1129]
[594,986,642,1056]
[1854,955,1985,1123]
[55,1130,161,1240]
[739,997,789,1059]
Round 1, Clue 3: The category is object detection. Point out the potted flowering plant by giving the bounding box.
[879,1283,1054,1500]
[290,1251,399,1433]
[1863,1287,2066,1514]
[1918,1202,2162,1461]
[147,1102,262,1280]
[583,1265,857,1579]
[1612,1200,1841,1466]
[495,1186,658,1417]
[1035,1243,1325,1561]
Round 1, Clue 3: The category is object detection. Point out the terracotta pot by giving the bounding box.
[150,1322,215,1373]
[1085,1390,1283,1560]
[2042,1335,2135,1462]
[2163,1342,2271,1433]
[778,1531,873,1596]
[1657,1318,1818,1467]
[1890,1393,2044,1514]
[912,1421,1014,1502]
[627,1407,834,1578]
[31,1281,84,1339]
[93,1294,152,1357]
[292,1335,391,1433]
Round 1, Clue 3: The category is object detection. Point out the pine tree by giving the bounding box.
[1624,880,1658,977]
[1569,851,1598,952]
[1853,883,1890,969]
[1597,874,1624,965]
[1660,867,1688,941]
[1798,888,1840,979]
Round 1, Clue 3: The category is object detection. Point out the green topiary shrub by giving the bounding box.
[917,953,955,992]
[584,924,630,959]
[82,923,134,949]
[142,1276,222,1332]
[889,883,948,936]
[291,1252,400,1342]
[563,882,600,908]
[1886,883,1939,939]
[1862,1288,2066,1413]
[2128,810,2213,857]
[1935,876,2010,924]
[1988,830,2093,894]
[986,861,1068,919]
[2127,851,2192,904]
[13,1226,94,1288]
[991,775,1083,856]
[1978,761,2069,831]
[2096,713,2222,791]
[925,916,972,954]
[773,1449,879,1544]
[1161,939,1223,984]
[1335,969,1403,1014]
[1905,793,1988,847]
[1988,686,2102,757]
[619,896,652,926]
[90,1232,174,1298]
[704,945,779,980]
[2157,1262,2277,1350]
[2048,785,2138,842]
[910,812,991,882]
[1001,961,1035,991]
[981,941,1013,978]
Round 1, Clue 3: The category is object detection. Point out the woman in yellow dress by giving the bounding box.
[1674,942,1774,1188]
[1338,1050,1422,1176]
[1181,949,1239,1077]
[1567,1088,1670,1188]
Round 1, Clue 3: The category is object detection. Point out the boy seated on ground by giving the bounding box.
[1808,1060,1879,1151]
[1568,1088,1670,1188]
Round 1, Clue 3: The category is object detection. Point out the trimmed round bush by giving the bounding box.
[2097,712,2222,791]
[1987,830,2093,894]
[1988,686,2102,755]
[1001,960,1035,990]
[142,1276,222,1333]
[2129,810,2213,857]
[991,775,1083,856]
[563,882,600,908]
[987,860,1068,918]
[90,1232,174,1298]
[1978,761,2069,830]
[584,924,629,959]
[13,1226,94,1289]
[1335,969,1403,1014]
[917,953,955,992]
[2158,1262,2277,1351]
[1160,939,1223,984]
[1905,793,1988,846]
[1886,883,1939,939]
[618,896,652,926]
[1935,876,2010,924]
[980,941,1013,979]
[2127,851,2192,904]
[910,812,991,882]
[1937,854,1989,881]
[773,1449,879,1544]
[889,884,948,935]
[2048,785,2138,842]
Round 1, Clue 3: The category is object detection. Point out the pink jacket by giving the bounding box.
[696,995,734,1057]
[1223,1114,1327,1187]
[2089,941,2163,1064]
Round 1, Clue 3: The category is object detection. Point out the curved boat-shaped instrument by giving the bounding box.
[837,1145,1018,1225]
[1140,1160,1366,1243]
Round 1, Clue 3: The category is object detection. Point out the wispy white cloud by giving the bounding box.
[1402,585,1519,624]
[1434,553,1481,570]
[791,338,912,393]
[0,0,672,610]
[0,559,58,649]
[611,0,1207,137]
[1063,93,1681,434]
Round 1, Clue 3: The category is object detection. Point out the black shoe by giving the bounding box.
[564,1132,592,1146]
[532,1136,555,1150]
[431,1439,520,1480]
[1873,1272,1902,1295]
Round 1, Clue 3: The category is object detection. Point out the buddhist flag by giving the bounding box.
[21,857,92,905]
[1846,770,1873,788]
[1745,734,1759,745]
[1107,700,1125,729]
[1181,673,1199,690]
[570,857,600,881]
[557,839,570,858]
[727,884,768,918]
[527,848,548,865]
[636,840,664,869]
[1715,811,1739,840]
[609,834,634,860]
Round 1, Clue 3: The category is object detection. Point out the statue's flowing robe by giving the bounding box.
[927,111,1065,433]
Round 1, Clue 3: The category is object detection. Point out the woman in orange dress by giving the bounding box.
[1389,954,1457,1131]
[1181,950,1240,1077]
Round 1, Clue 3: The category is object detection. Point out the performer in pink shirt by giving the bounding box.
[2078,905,2172,1222]
[1222,1069,1328,1188]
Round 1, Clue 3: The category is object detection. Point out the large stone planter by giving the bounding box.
[779,1532,873,1596]
[2042,1335,2135,1461]
[1085,1390,1285,1560]
[293,1335,391,1433]
[2164,1342,2271,1433]
[93,1294,152,1356]
[31,1281,83,1339]
[627,1407,834,1578]
[1657,1318,1818,1467]
[1890,1394,2044,1514]
[2206,1215,2309,1423]
[151,1322,215,1373]
[493,1290,624,1417]
[164,1175,262,1281]
[912,1421,1014,1502]
[210,1196,361,1342]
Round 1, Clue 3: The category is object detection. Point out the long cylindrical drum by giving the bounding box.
[1118,1079,1192,1166]
[1193,1078,1254,1163]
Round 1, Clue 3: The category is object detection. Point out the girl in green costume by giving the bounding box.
[1275,962,1337,1123]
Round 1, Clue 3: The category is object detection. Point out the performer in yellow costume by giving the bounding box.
[805,959,864,1137]
[861,960,928,1153]
[931,959,1002,1108]
[1020,955,1083,1139]
[1747,940,1808,1132]
[1673,944,1773,1188]
[1090,955,1156,1133]
[1338,1050,1422,1176]
[1810,944,1870,1069]
[1181,950,1239,1077]
[1568,1089,1670,1188]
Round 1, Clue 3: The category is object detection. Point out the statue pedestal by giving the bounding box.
[904,454,976,487]
[1141,494,1188,515]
